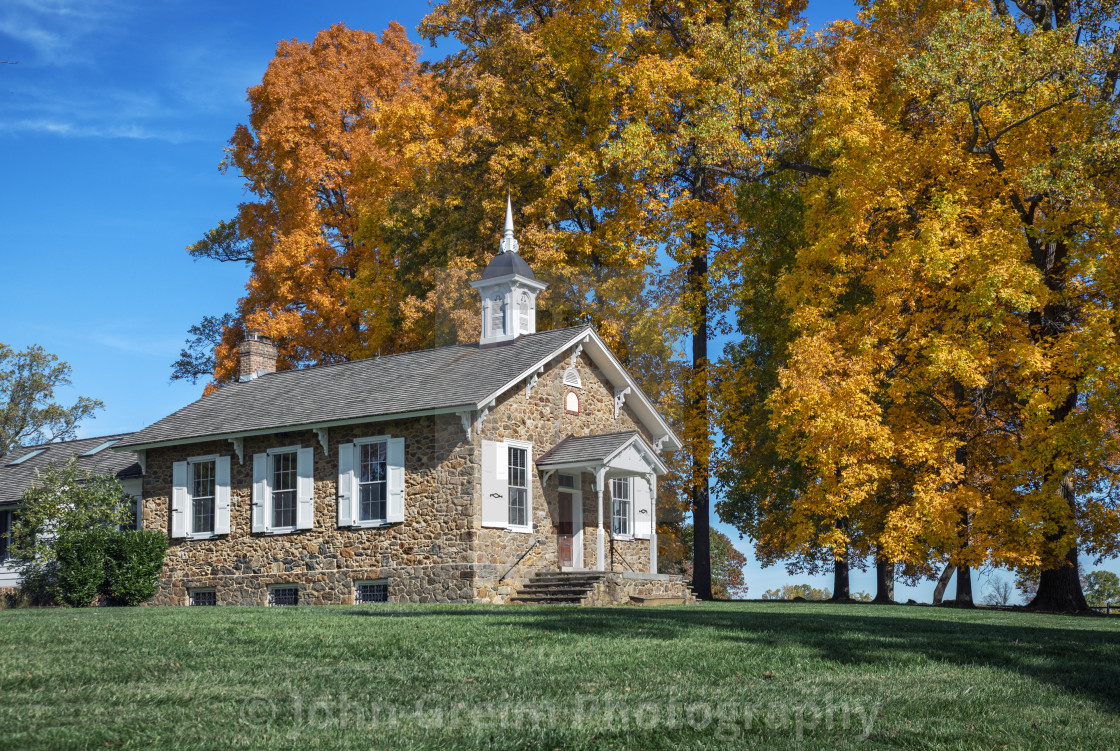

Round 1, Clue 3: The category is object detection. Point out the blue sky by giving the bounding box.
[4,0,1071,603]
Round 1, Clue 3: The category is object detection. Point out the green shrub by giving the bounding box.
[104,530,168,605]
[54,527,111,608]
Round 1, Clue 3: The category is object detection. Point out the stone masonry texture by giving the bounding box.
[141,346,691,606]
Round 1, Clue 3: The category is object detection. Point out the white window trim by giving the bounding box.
[611,477,634,541]
[265,445,301,535]
[505,439,534,534]
[186,454,220,540]
[352,435,391,529]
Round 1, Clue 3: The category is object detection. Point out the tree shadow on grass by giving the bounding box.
[558,605,1120,712]
[347,603,1120,713]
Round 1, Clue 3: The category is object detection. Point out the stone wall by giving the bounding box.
[140,339,665,606]
[143,414,477,605]
[581,572,696,606]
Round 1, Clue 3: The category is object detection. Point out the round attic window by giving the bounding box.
[563,367,582,389]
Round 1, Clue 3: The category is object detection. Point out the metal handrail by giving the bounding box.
[499,539,541,582]
[609,536,635,572]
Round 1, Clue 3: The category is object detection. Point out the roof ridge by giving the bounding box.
[233,324,590,383]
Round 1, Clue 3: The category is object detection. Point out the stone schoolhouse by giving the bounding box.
[115,201,693,606]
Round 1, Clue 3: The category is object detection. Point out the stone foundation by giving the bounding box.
[154,563,480,606]
[581,572,696,606]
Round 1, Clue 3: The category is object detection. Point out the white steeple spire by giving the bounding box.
[499,191,519,254]
[472,192,546,346]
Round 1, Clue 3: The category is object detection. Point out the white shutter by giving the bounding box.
[337,442,354,527]
[214,455,231,535]
[170,461,188,538]
[480,440,508,527]
[633,475,652,539]
[386,437,405,523]
[296,446,315,529]
[252,453,268,533]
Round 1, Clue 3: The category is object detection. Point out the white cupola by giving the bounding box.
[470,195,547,346]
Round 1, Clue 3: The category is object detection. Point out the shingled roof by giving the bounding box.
[118,326,594,449]
[536,431,641,466]
[0,434,142,506]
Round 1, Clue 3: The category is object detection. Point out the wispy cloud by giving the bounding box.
[0,0,261,143]
[89,330,186,358]
[0,0,120,66]
[1,117,196,142]
[1,78,208,142]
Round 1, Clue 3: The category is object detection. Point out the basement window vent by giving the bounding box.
[6,448,46,466]
[355,580,389,605]
[268,587,299,607]
[80,440,120,457]
[190,589,216,606]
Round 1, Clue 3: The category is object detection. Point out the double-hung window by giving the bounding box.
[191,459,216,535]
[271,451,298,530]
[252,446,315,534]
[508,446,529,528]
[480,439,533,532]
[171,455,231,539]
[611,477,632,538]
[358,441,388,524]
[336,436,405,528]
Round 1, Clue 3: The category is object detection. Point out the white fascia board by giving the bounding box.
[602,434,670,475]
[535,459,605,472]
[475,328,682,452]
[112,405,471,453]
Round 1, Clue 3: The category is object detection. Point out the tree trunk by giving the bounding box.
[954,565,974,607]
[831,552,850,601]
[1029,474,1088,611]
[1029,545,1086,611]
[873,550,895,604]
[932,565,955,605]
[1028,388,1088,611]
[688,226,712,602]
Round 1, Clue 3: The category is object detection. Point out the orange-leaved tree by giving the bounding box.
[174,23,452,389]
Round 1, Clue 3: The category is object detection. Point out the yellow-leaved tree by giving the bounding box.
[716,0,1120,610]
[419,0,810,597]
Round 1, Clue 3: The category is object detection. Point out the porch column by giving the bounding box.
[596,467,606,572]
[648,472,657,574]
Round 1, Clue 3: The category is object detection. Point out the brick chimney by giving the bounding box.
[238,330,277,381]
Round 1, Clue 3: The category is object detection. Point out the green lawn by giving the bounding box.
[1,602,1119,750]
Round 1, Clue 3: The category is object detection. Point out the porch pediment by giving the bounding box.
[535,431,667,477]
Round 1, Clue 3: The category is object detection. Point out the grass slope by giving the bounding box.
[1,602,1119,750]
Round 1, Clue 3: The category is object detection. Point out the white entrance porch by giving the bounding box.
[536,431,667,575]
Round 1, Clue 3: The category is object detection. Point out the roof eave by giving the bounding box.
[469,273,548,291]
[114,404,475,453]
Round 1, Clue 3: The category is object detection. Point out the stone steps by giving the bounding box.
[511,570,607,605]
